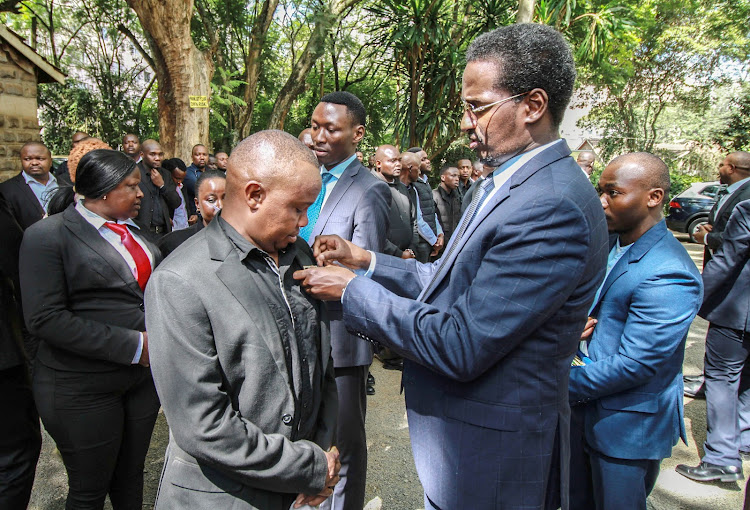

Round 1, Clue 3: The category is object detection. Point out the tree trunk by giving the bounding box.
[125,0,213,159]
[238,0,279,138]
[517,0,535,23]
[267,0,360,130]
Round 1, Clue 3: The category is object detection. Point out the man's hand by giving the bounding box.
[580,317,597,341]
[150,168,165,188]
[430,233,444,257]
[294,266,356,301]
[139,331,150,367]
[188,214,198,226]
[401,249,415,259]
[312,235,371,270]
[693,223,713,245]
[294,447,341,508]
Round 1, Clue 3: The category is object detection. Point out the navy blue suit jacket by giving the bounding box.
[342,141,609,510]
[569,221,702,460]
[700,199,750,331]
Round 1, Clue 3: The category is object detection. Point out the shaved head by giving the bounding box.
[375,144,398,162]
[21,141,51,156]
[728,151,750,172]
[227,130,320,198]
[608,152,670,199]
[140,139,161,153]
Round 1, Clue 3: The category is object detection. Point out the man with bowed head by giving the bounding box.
[146,130,340,510]
[296,23,608,510]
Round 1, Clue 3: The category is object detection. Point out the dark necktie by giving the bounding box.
[300,172,336,242]
[422,177,495,296]
[104,222,152,290]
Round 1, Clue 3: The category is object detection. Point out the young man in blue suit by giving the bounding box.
[568,153,703,509]
[296,24,609,510]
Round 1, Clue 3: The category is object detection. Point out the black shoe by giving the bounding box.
[382,359,403,371]
[676,462,744,482]
[366,384,375,396]
[367,372,375,386]
[684,379,705,398]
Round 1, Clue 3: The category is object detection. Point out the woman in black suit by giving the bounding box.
[20,149,161,509]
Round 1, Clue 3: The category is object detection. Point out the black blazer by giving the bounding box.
[134,162,182,234]
[157,221,203,258]
[0,172,45,230]
[704,180,750,264]
[19,205,162,373]
[383,180,416,257]
[0,196,26,371]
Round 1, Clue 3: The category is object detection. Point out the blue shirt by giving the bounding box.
[320,153,357,207]
[22,171,58,213]
[184,164,202,198]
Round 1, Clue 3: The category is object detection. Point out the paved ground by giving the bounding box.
[28,232,748,509]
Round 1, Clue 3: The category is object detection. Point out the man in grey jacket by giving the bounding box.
[145,130,340,510]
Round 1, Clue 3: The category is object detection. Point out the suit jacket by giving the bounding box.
[568,221,702,461]
[383,180,416,257]
[145,218,337,510]
[700,199,750,331]
[0,172,45,230]
[310,158,391,368]
[0,195,26,370]
[704,180,750,264]
[19,205,161,373]
[134,162,181,234]
[342,140,609,510]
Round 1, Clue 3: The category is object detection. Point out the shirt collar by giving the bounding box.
[22,170,56,186]
[75,200,140,230]
[727,176,750,194]
[485,139,564,184]
[322,153,357,179]
[218,216,296,265]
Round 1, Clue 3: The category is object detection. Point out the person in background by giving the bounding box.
[135,140,181,239]
[122,134,141,163]
[184,144,209,207]
[21,149,161,509]
[0,141,57,230]
[207,154,219,171]
[457,158,474,197]
[577,151,595,177]
[568,153,702,509]
[432,165,462,248]
[215,151,229,172]
[158,169,226,258]
[53,131,89,183]
[162,158,190,232]
[299,128,315,151]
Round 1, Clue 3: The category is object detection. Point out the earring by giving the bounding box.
[103,195,107,200]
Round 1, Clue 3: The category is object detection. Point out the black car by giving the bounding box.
[666,181,720,242]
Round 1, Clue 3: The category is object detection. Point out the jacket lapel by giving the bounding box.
[418,141,572,303]
[715,180,750,225]
[62,206,144,297]
[208,220,292,390]
[12,173,45,217]
[590,221,668,313]
[311,159,360,239]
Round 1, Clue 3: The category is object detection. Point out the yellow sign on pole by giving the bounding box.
[189,96,209,108]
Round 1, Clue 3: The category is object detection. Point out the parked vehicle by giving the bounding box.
[666,181,720,243]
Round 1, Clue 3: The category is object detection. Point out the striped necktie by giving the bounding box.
[299,172,336,242]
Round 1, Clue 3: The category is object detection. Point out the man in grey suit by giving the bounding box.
[303,91,391,510]
[145,130,340,510]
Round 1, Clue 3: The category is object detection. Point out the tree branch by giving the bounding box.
[117,23,155,70]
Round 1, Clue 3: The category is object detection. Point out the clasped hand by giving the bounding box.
[293,235,371,301]
[294,446,341,508]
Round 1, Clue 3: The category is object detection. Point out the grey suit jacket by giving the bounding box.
[145,218,337,510]
[310,158,391,367]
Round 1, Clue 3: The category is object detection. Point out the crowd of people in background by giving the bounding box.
[1,21,750,510]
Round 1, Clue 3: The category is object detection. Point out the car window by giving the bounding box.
[701,185,719,197]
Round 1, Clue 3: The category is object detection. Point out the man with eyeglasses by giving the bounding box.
[295,23,609,510]
[683,151,750,400]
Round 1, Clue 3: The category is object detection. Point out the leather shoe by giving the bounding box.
[366,384,375,396]
[684,379,705,398]
[676,462,743,482]
[367,372,375,386]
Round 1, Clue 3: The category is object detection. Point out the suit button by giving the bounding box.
[282,414,293,426]
[139,302,145,311]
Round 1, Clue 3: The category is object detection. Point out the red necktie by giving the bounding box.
[104,222,152,290]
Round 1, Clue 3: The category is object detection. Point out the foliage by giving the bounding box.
[716,83,750,151]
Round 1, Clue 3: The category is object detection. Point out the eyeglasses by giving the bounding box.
[462,92,530,122]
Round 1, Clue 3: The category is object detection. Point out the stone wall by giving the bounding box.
[0,41,41,183]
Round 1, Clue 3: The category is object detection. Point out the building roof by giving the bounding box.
[0,24,65,84]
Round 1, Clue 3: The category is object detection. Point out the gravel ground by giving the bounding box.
[27,233,747,510]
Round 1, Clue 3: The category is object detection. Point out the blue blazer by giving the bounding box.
[342,141,609,510]
[569,221,703,460]
[700,199,750,331]
[310,158,391,368]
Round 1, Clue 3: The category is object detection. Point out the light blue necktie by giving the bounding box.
[299,172,336,242]
[422,177,495,295]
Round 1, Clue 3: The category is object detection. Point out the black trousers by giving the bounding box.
[320,365,368,510]
[0,364,41,509]
[33,363,160,510]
